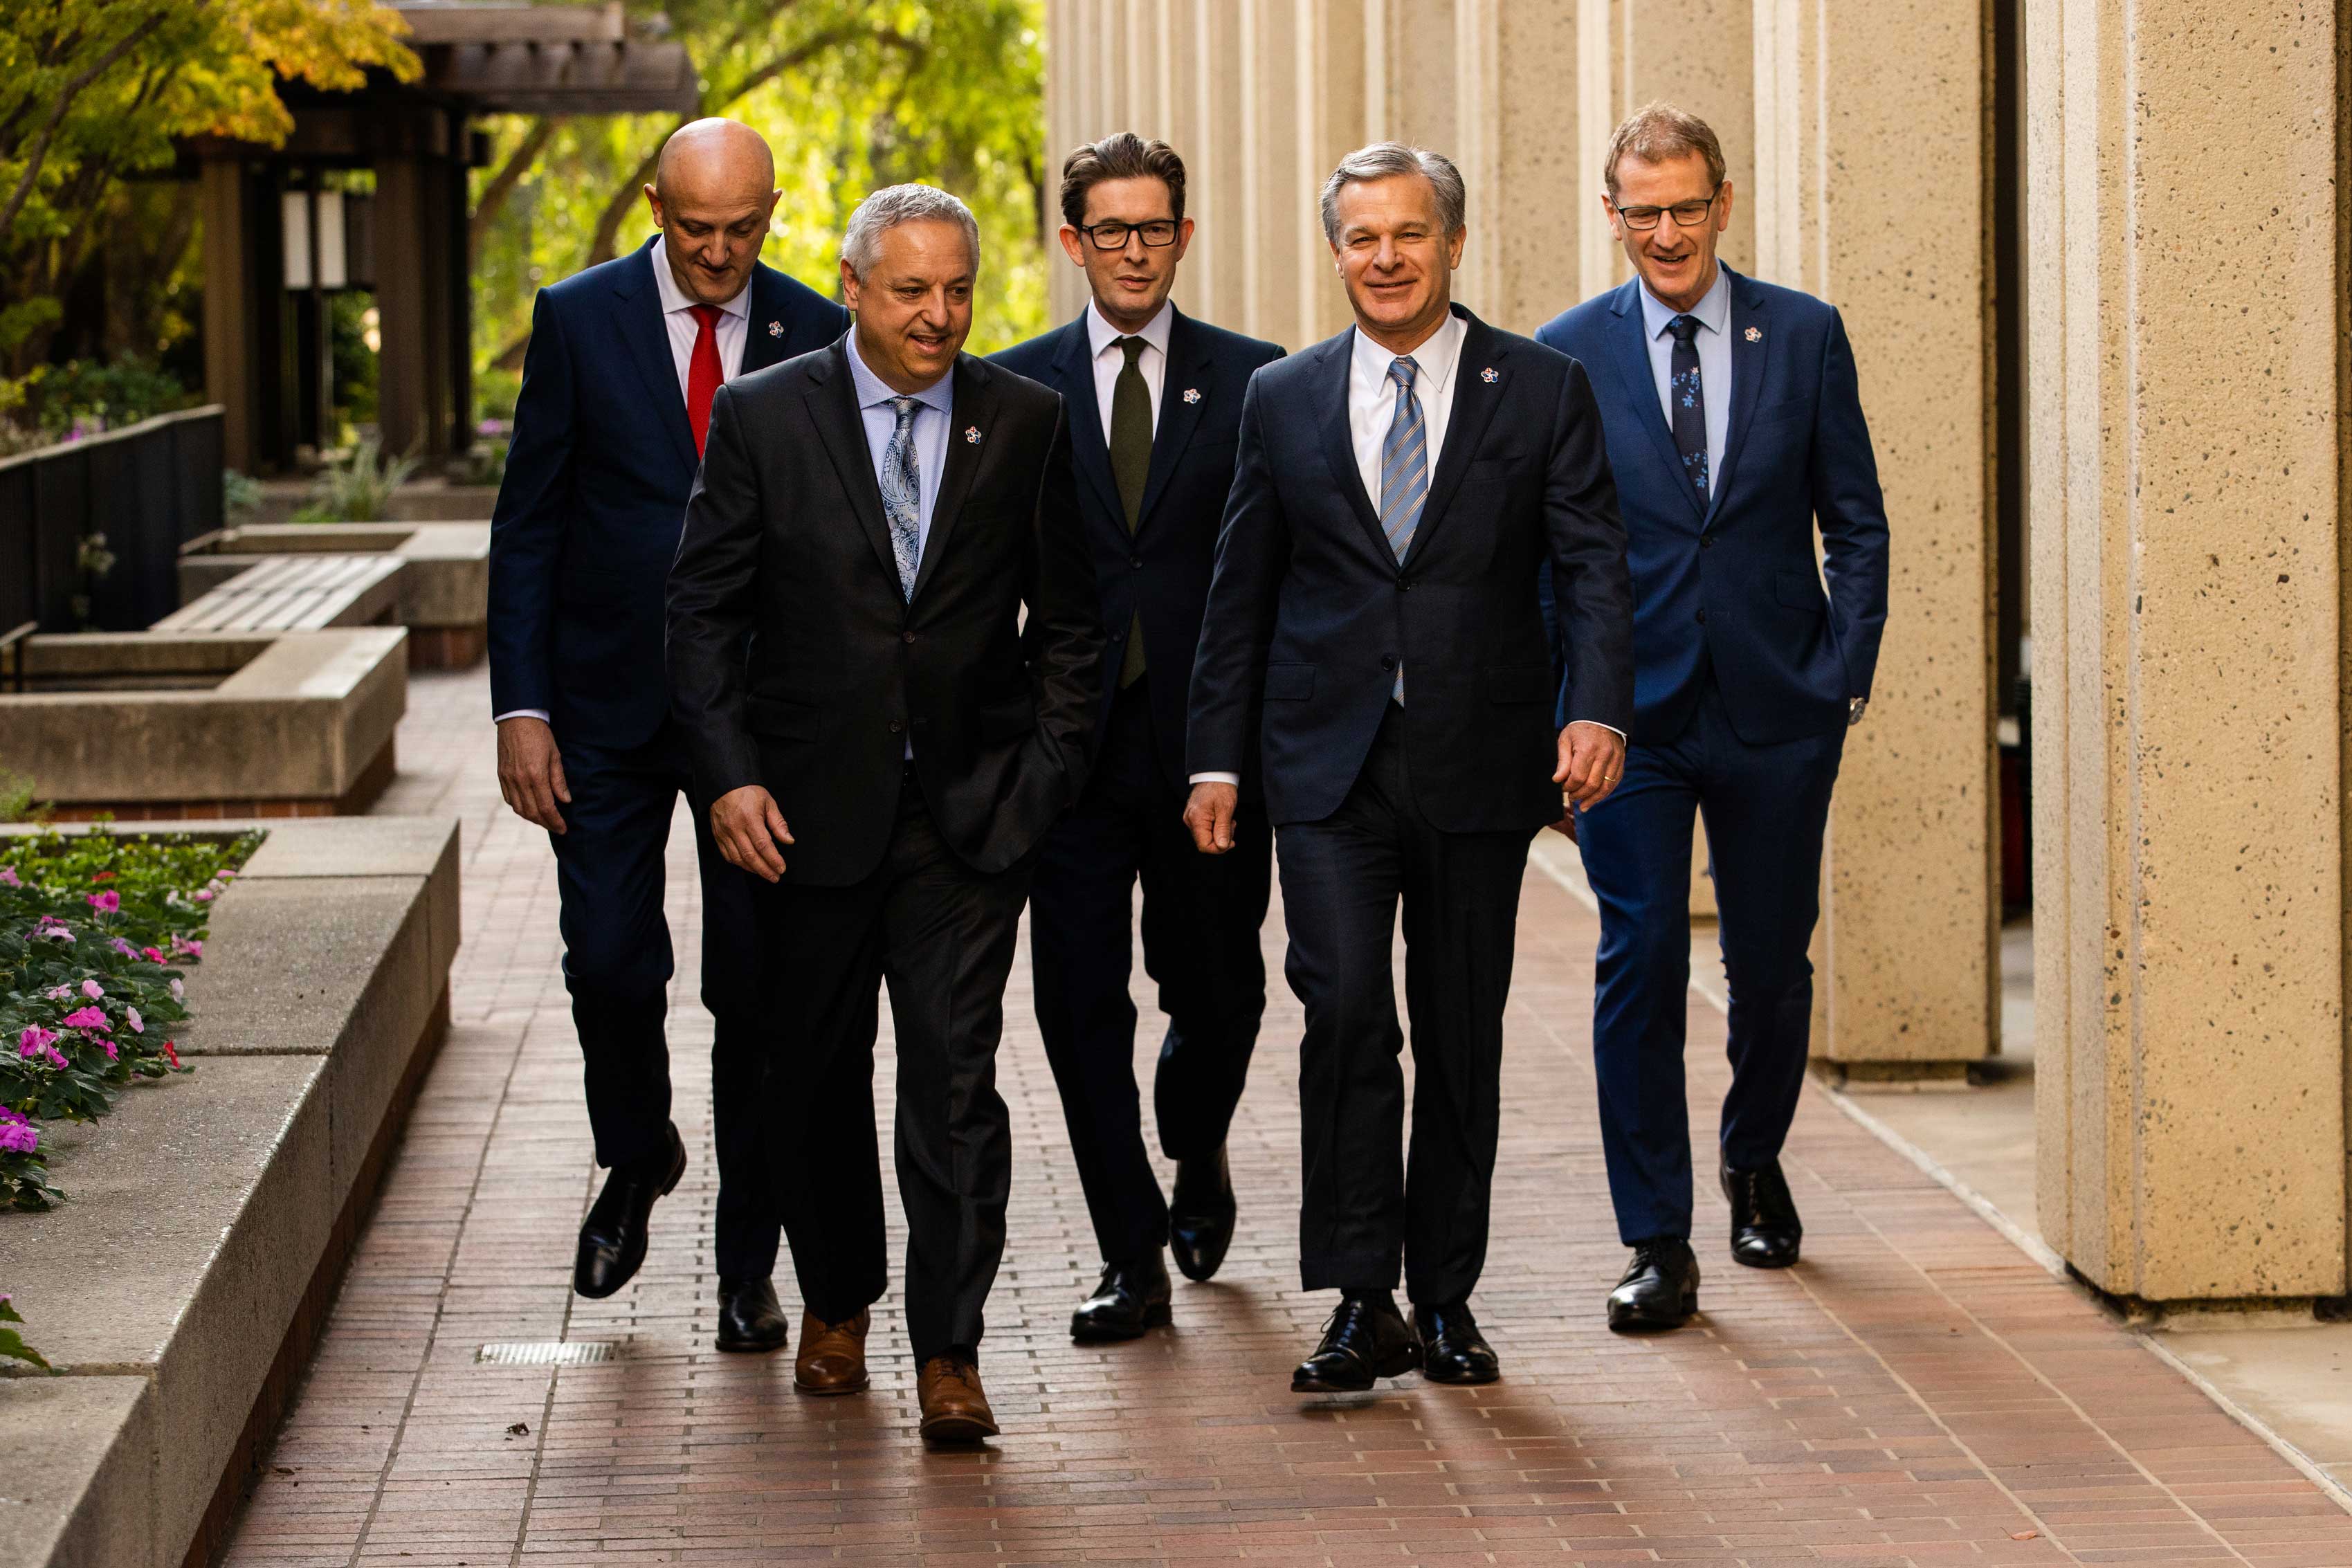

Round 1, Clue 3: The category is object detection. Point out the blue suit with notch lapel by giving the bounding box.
[990,305,1283,1269]
[488,236,848,1287]
[1535,263,1889,1250]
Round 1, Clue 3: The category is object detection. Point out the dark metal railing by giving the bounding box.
[0,405,226,635]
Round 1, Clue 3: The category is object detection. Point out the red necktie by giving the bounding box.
[685,303,723,455]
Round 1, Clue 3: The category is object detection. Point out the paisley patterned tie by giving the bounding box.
[880,394,922,599]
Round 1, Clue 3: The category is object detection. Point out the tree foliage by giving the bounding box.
[471,0,1048,412]
[0,0,417,366]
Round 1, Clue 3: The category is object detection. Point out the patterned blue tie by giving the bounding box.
[880,394,923,599]
[1667,314,1708,502]
[1378,356,1427,702]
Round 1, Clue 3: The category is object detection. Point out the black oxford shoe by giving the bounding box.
[572,1122,686,1299]
[1169,1147,1238,1282]
[1292,1292,1421,1392]
[1606,1237,1700,1332]
[714,1276,790,1353]
[1413,1301,1501,1385]
[1721,1156,1803,1268]
[1070,1252,1173,1342]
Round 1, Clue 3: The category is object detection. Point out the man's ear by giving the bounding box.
[644,184,664,228]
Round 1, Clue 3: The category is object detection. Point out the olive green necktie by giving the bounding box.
[1109,335,1151,689]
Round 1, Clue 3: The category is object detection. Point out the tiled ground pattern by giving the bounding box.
[218,666,2352,1565]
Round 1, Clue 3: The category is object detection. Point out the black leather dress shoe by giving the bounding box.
[1169,1147,1237,1282]
[573,1123,685,1299]
[1606,1237,1700,1332]
[714,1277,790,1353]
[1292,1292,1421,1392]
[1070,1253,1173,1342]
[1413,1301,1500,1385]
[1722,1156,1803,1268]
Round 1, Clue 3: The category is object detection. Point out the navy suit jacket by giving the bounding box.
[990,306,1282,792]
[1188,305,1634,834]
[489,237,851,747]
[1534,266,1888,746]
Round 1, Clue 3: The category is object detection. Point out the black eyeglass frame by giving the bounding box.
[1075,219,1182,250]
[1608,188,1724,231]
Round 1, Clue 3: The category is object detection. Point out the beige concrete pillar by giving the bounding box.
[2027,0,2347,1300]
[1747,1,1998,1070]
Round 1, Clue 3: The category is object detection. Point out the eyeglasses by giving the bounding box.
[1610,190,1721,231]
[1077,219,1180,250]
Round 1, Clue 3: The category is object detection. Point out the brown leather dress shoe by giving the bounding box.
[793,1308,870,1395]
[916,1353,999,1443]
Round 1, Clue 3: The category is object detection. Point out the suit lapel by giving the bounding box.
[1048,318,1124,525]
[1405,307,1505,566]
[612,241,700,476]
[1604,282,1706,526]
[1315,331,1393,560]
[909,354,994,601]
[801,343,904,591]
[1133,307,1214,534]
[1704,267,1769,527]
[739,265,792,375]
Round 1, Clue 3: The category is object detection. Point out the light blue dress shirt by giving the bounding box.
[1638,267,1731,500]
[844,331,954,563]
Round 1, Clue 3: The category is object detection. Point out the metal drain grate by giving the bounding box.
[475,1340,615,1366]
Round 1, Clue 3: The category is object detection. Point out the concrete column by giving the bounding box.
[1747,1,1998,1072]
[2027,0,2347,1300]
[199,159,262,473]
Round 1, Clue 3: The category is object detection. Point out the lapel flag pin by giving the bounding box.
[1183,388,1201,404]
[1480,367,1499,383]
[965,426,982,444]
[767,320,783,337]
[1744,326,1762,342]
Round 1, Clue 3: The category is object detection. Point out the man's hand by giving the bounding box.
[710,785,793,882]
[1184,781,1239,855]
[497,716,571,834]
[1554,720,1626,809]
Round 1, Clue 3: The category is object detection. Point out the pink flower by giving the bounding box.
[60,1006,108,1032]
[97,1037,116,1061]
[171,937,202,959]
[0,1110,37,1156]
[0,866,18,888]
[80,979,102,1001]
[44,986,68,1002]
[168,978,184,1003]
[109,937,136,959]
[193,888,215,903]
[125,1008,143,1034]
[142,947,165,965]
[17,1025,56,1058]
[85,890,118,914]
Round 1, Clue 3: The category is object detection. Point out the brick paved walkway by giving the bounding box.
[219,666,2352,1566]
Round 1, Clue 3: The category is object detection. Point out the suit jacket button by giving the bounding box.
[901,630,915,644]
[1396,577,1413,592]
[1380,654,1397,671]
[888,719,904,733]
[1700,535,1714,549]
[1695,609,1708,624]
[1130,557,1143,569]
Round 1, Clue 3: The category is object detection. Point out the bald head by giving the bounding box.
[644,118,781,307]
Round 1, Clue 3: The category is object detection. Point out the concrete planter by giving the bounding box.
[0,816,460,1568]
[183,524,489,669]
[0,629,406,821]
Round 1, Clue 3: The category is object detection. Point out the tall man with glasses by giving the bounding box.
[1536,103,1889,1331]
[993,134,1284,1342]
[1187,143,1633,1392]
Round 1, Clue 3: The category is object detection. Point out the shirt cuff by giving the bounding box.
[494,709,551,726]
[1565,720,1626,742]
[1189,772,1242,787]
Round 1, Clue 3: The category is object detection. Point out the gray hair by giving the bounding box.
[1318,143,1466,246]
[841,183,981,280]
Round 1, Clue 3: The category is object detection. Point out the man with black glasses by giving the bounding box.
[1536,103,1889,1331]
[994,134,1283,1342]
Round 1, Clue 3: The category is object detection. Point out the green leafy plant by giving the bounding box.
[291,437,419,523]
[0,1295,48,1370]
[0,771,41,826]
[222,468,264,523]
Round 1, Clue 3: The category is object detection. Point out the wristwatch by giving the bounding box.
[1848,695,1868,727]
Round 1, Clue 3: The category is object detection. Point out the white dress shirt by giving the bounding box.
[1085,297,1172,441]
[492,252,753,727]
[844,331,953,556]
[1637,265,1731,496]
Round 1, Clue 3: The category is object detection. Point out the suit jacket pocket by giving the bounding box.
[1263,662,1315,701]
[1773,569,1827,613]
[745,696,822,739]
[1484,664,1555,704]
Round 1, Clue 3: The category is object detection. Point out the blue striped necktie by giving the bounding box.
[1378,355,1427,702]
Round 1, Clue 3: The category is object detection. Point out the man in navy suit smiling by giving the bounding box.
[1537,104,1889,1333]
[487,119,848,1347]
